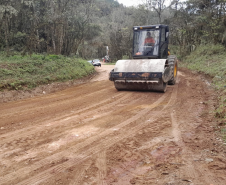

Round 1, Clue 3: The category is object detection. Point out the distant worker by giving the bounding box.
[144,32,155,46]
[105,55,110,63]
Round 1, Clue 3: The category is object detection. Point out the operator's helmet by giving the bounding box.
[147,32,151,37]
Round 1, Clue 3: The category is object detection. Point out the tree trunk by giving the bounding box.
[4,15,9,56]
[52,24,56,54]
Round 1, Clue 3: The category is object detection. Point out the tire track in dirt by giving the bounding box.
[69,160,93,185]
[1,93,145,164]
[102,80,180,184]
[164,73,222,185]
[0,81,109,111]
[0,85,111,122]
[0,92,126,146]
[0,81,110,107]
[175,136,222,184]
[165,74,203,183]
[0,92,145,159]
[17,111,172,185]
[0,89,169,182]
[129,74,209,184]
[170,112,182,144]
[2,86,178,185]
[96,151,107,185]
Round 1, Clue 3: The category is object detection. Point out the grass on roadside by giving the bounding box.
[179,44,226,121]
[0,53,95,90]
[104,62,116,65]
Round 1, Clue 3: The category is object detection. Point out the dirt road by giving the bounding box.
[0,64,226,185]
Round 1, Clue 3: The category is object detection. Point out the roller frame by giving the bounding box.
[109,56,177,92]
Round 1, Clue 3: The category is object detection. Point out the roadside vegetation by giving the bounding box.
[0,54,94,90]
[104,62,116,65]
[174,44,226,141]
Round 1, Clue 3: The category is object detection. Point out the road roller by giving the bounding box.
[109,24,178,92]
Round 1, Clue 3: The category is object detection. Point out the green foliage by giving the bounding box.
[0,0,172,60]
[169,45,182,59]
[197,45,225,56]
[0,54,95,90]
[104,62,116,65]
[167,0,226,58]
[122,55,129,59]
[183,44,226,81]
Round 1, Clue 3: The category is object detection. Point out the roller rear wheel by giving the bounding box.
[168,56,178,85]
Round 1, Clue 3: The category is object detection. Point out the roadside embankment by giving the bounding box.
[179,44,226,141]
[0,54,95,91]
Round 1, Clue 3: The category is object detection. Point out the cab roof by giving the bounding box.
[133,24,168,30]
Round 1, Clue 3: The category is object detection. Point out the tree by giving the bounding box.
[0,0,19,56]
[141,0,167,23]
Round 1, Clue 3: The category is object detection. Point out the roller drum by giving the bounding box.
[110,58,176,92]
[114,80,167,92]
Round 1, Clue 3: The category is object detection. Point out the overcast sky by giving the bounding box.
[117,0,142,7]
[117,0,172,7]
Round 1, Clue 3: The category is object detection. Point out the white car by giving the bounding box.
[92,59,101,67]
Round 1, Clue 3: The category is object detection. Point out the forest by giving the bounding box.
[0,0,226,60]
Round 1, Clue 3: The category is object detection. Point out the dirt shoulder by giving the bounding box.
[0,64,225,185]
[0,64,114,103]
[0,69,97,104]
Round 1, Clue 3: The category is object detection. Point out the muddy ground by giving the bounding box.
[0,64,226,185]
